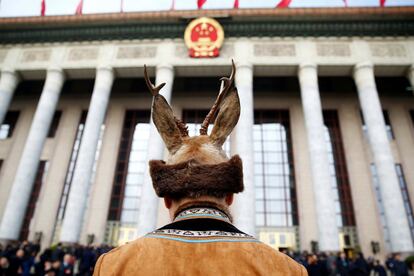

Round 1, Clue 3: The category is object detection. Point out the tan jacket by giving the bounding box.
[94,207,307,276]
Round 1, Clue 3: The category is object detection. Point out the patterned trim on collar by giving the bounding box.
[152,229,252,238]
[174,207,231,223]
[146,229,256,243]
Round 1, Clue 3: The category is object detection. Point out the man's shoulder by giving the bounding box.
[93,238,149,275]
[96,237,147,260]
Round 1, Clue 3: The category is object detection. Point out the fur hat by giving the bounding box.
[144,61,243,199]
[149,155,244,199]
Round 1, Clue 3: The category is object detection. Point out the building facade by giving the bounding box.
[0,7,414,258]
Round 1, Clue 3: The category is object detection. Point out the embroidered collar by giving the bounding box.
[147,207,255,243]
[147,208,255,243]
[174,207,231,223]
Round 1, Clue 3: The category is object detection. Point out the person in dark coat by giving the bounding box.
[8,248,25,275]
[22,251,35,276]
[386,253,395,271]
[79,246,96,276]
[392,253,409,276]
[318,253,331,276]
[373,260,387,276]
[336,252,350,276]
[59,254,74,276]
[0,257,11,276]
[326,252,337,276]
[44,260,60,276]
[350,252,370,276]
[51,244,64,262]
[306,254,328,276]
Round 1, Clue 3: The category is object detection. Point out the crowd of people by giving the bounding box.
[0,241,112,276]
[0,240,412,275]
[287,250,410,276]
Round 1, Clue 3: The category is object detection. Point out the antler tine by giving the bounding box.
[199,60,236,136]
[218,59,236,86]
[227,59,236,84]
[144,65,166,96]
[174,117,189,137]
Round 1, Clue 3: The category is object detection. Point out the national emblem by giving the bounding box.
[184,17,224,58]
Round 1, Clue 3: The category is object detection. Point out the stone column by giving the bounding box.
[298,63,340,251]
[136,64,174,237]
[82,106,124,244]
[30,110,81,249]
[407,65,414,94]
[0,68,65,241]
[338,103,385,258]
[354,62,413,252]
[231,62,256,236]
[290,104,319,252]
[0,69,20,125]
[60,67,114,243]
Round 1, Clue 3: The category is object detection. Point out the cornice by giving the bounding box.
[0,8,413,44]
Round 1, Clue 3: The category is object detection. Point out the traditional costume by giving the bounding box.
[94,206,306,275]
[93,62,307,275]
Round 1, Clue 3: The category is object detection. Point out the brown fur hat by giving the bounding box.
[149,155,244,199]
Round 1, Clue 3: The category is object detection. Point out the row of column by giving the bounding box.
[0,63,413,252]
[354,63,413,252]
[0,66,115,244]
[298,62,413,252]
[60,67,114,242]
[0,68,64,240]
[298,64,340,251]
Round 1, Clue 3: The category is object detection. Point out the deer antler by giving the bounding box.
[144,65,166,96]
[200,60,236,136]
[175,117,189,137]
[144,65,189,138]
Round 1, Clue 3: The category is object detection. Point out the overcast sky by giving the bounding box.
[1,0,413,18]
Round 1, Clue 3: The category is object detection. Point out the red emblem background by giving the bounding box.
[184,17,224,58]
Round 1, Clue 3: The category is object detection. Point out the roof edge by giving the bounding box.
[1,7,413,29]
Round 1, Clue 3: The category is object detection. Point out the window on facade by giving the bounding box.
[47,111,62,138]
[396,164,414,241]
[0,160,3,174]
[82,123,105,226]
[371,164,414,248]
[19,161,49,241]
[410,110,414,128]
[181,109,230,154]
[375,77,412,97]
[55,111,87,223]
[254,110,298,227]
[370,164,390,248]
[107,111,150,226]
[52,111,105,242]
[361,110,394,140]
[323,110,356,227]
[0,111,19,139]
